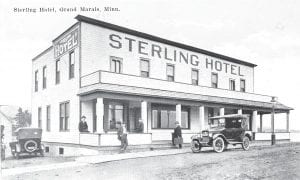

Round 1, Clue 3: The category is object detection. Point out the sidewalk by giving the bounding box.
[1,140,293,177]
[1,147,190,177]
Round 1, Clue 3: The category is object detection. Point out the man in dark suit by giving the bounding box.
[174,121,182,148]
[78,116,89,132]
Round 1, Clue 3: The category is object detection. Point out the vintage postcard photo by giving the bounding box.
[1,0,300,179]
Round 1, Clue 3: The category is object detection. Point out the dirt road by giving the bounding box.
[3,143,300,180]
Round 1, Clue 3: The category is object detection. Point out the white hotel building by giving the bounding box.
[32,15,292,152]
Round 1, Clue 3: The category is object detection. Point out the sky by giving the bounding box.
[0,0,299,130]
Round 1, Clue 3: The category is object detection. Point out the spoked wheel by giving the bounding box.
[191,140,202,153]
[242,136,250,151]
[213,137,225,153]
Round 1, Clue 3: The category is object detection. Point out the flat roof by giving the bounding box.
[75,15,257,67]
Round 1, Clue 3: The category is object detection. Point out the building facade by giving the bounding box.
[32,15,292,149]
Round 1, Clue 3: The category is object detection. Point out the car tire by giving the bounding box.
[191,140,202,153]
[213,137,225,153]
[24,140,38,153]
[242,136,250,151]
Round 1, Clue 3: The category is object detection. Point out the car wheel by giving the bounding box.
[213,137,225,153]
[242,136,250,151]
[40,149,44,157]
[191,140,202,153]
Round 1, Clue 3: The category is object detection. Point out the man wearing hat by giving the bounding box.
[78,115,89,132]
[173,121,182,148]
[116,121,128,151]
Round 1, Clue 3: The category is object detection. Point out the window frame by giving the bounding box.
[240,79,246,92]
[166,64,175,82]
[59,101,70,131]
[46,105,51,131]
[211,73,218,88]
[151,103,190,129]
[69,51,75,79]
[42,66,47,89]
[229,79,236,91]
[191,68,199,85]
[110,56,123,73]
[55,59,60,84]
[34,70,38,92]
[38,107,42,128]
[140,58,150,78]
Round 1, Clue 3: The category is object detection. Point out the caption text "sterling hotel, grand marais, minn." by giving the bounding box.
[13,6,120,13]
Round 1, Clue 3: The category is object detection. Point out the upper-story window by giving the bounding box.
[166,64,175,82]
[140,59,150,77]
[229,79,236,91]
[55,59,60,84]
[59,101,70,131]
[42,66,47,89]
[110,56,122,73]
[69,51,75,79]
[211,73,218,88]
[240,79,246,92]
[34,70,38,92]
[191,69,199,85]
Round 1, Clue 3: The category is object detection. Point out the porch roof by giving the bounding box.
[78,83,293,113]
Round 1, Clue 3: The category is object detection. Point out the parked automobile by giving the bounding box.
[9,127,44,159]
[191,114,252,153]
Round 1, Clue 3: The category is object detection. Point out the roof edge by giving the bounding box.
[32,46,53,61]
[75,14,257,68]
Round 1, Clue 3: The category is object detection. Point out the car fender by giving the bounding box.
[212,134,229,143]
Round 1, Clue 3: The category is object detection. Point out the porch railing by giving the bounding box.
[80,70,273,103]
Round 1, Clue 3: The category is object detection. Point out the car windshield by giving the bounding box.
[209,118,225,128]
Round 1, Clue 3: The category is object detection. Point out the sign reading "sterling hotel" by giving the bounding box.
[54,28,79,58]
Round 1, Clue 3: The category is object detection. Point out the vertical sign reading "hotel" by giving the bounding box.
[54,28,79,59]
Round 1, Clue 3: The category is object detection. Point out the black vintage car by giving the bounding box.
[9,128,44,158]
[191,114,252,153]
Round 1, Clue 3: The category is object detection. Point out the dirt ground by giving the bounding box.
[1,155,75,169]
[2,143,300,180]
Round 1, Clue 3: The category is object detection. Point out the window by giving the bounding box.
[34,70,38,92]
[192,69,199,85]
[151,104,189,129]
[108,102,124,130]
[240,79,246,92]
[56,59,60,84]
[166,64,175,81]
[46,105,50,131]
[140,59,150,77]
[69,51,75,79]
[38,107,42,128]
[110,57,122,73]
[43,66,47,89]
[59,101,70,131]
[229,79,236,91]
[211,73,218,88]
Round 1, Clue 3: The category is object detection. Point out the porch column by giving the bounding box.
[252,110,257,132]
[238,109,243,115]
[199,106,205,131]
[141,101,148,133]
[96,98,104,133]
[176,104,182,125]
[286,111,290,132]
[219,107,225,116]
[259,114,263,132]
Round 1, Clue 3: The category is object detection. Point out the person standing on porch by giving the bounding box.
[136,118,144,133]
[174,121,183,149]
[78,116,89,132]
[116,121,128,151]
